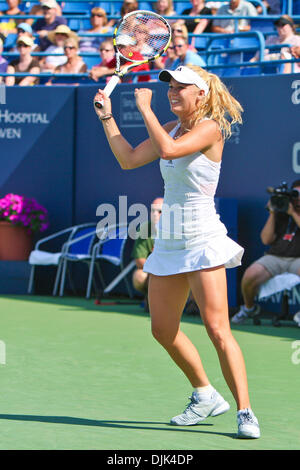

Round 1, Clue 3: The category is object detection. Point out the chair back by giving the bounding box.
[100,225,128,262]
[69,226,96,255]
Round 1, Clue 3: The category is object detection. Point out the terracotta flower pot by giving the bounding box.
[0,221,33,261]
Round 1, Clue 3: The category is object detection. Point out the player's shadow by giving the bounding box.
[0,414,236,439]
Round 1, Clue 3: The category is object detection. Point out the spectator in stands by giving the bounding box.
[0,36,8,82]
[26,0,62,26]
[212,0,257,33]
[5,35,40,85]
[54,37,87,75]
[256,0,281,15]
[153,0,176,23]
[40,25,77,72]
[32,0,67,52]
[180,0,213,34]
[89,38,116,82]
[154,40,177,69]
[231,179,300,325]
[171,36,206,69]
[251,16,300,74]
[131,197,163,311]
[90,36,151,83]
[0,0,23,35]
[78,7,113,53]
[170,21,198,52]
[120,0,139,17]
[9,22,36,52]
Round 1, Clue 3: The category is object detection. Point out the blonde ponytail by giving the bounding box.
[186,65,243,139]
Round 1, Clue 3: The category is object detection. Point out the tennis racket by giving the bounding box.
[94,10,172,109]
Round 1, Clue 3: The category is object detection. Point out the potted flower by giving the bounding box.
[0,193,49,261]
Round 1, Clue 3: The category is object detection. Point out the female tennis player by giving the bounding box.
[93,65,260,439]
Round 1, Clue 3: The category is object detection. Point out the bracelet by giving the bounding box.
[99,113,113,121]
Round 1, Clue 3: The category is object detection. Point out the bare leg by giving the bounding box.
[241,263,272,308]
[148,273,210,388]
[188,266,251,410]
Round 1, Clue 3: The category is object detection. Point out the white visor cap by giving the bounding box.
[159,66,209,96]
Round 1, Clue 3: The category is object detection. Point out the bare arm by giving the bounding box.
[5,65,15,86]
[135,88,222,161]
[18,66,40,86]
[93,88,164,169]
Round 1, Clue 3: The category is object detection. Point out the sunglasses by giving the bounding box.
[100,48,113,52]
[91,13,104,17]
[64,45,76,50]
[17,43,30,48]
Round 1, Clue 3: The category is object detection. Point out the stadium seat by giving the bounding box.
[293,0,300,14]
[174,2,188,14]
[85,223,135,299]
[139,1,153,11]
[28,223,97,296]
[231,36,259,62]
[62,1,93,14]
[82,55,100,69]
[251,19,275,33]
[57,224,99,296]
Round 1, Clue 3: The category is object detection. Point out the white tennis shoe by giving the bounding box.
[170,390,230,426]
[237,408,260,439]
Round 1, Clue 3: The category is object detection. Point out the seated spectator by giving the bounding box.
[9,22,36,52]
[0,36,8,82]
[212,0,257,34]
[120,0,139,17]
[5,36,40,85]
[171,21,189,41]
[256,0,281,15]
[78,8,113,53]
[153,0,176,23]
[0,0,23,35]
[32,0,67,52]
[131,197,163,312]
[171,20,198,52]
[251,16,300,74]
[55,37,87,74]
[89,37,151,83]
[26,0,62,26]
[171,36,206,69]
[180,0,213,34]
[89,38,116,82]
[40,25,77,72]
[153,40,177,69]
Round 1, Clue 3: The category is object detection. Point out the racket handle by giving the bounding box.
[94,75,120,109]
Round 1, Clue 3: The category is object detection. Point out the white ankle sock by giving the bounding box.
[194,384,214,398]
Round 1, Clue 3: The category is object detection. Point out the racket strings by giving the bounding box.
[116,12,170,61]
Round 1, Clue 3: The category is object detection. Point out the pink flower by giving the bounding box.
[0,193,49,233]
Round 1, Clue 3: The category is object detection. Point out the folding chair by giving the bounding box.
[28,223,97,296]
[86,223,135,299]
[58,224,98,296]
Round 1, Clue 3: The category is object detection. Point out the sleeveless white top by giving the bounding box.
[143,122,244,276]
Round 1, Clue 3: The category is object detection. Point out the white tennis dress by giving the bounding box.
[143,122,244,276]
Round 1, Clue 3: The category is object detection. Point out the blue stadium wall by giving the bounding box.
[1,74,300,307]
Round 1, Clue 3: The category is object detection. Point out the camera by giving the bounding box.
[267,182,299,213]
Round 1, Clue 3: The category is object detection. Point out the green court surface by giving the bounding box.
[0,295,299,450]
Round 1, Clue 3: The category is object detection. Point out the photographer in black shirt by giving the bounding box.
[232,179,300,324]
